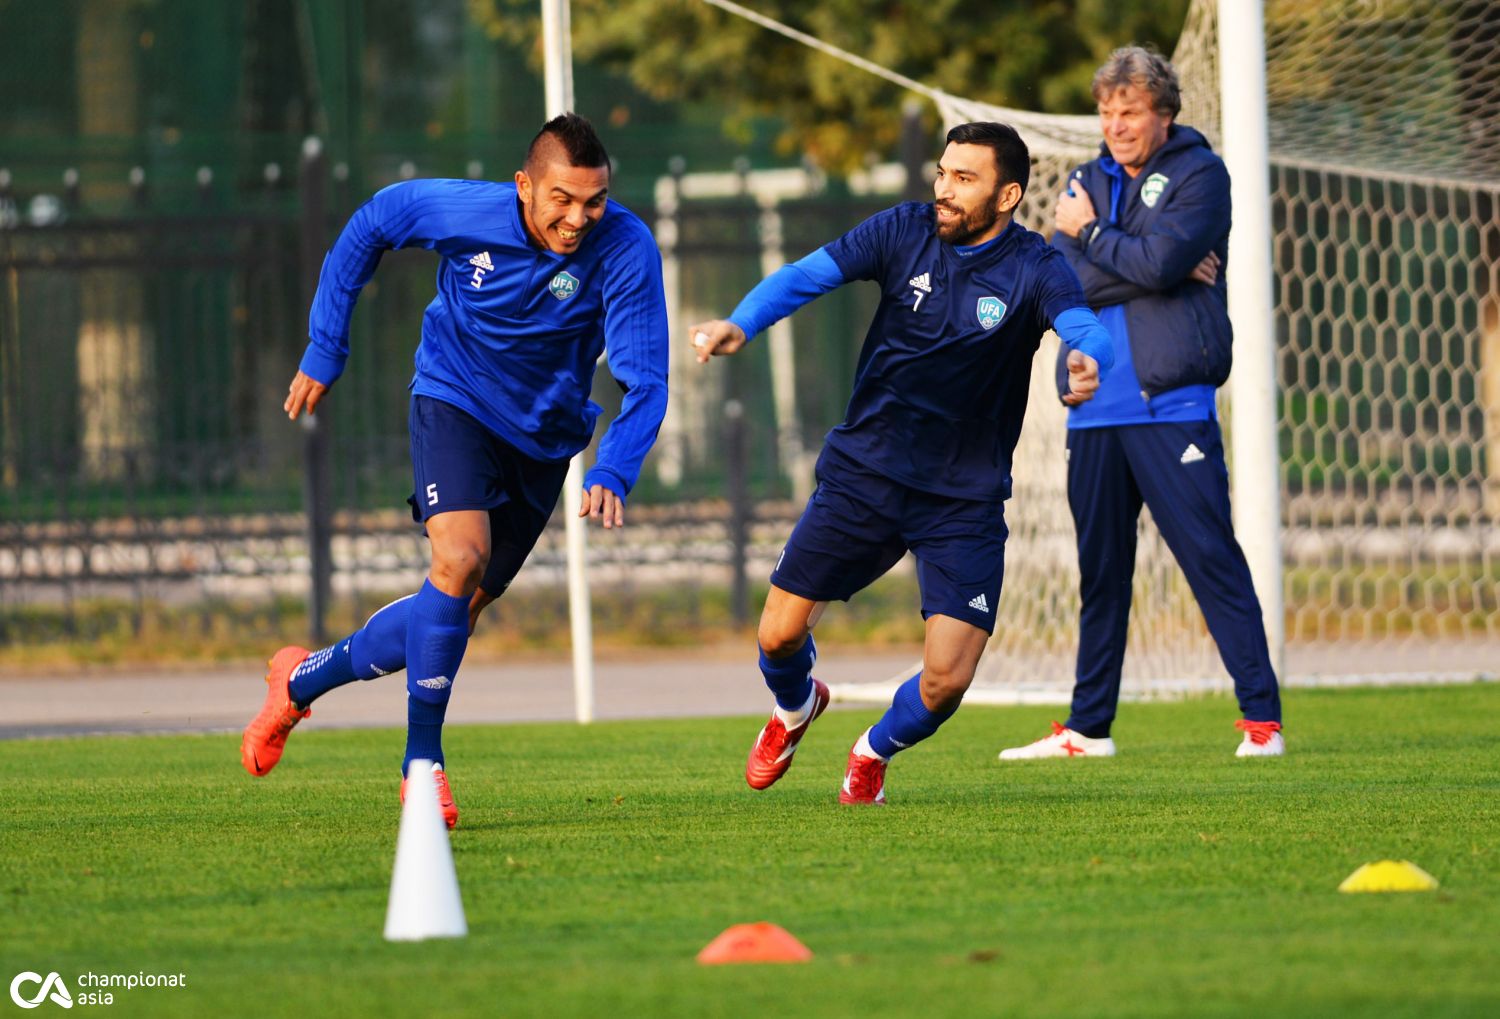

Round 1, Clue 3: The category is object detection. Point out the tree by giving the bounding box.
[471,0,1188,171]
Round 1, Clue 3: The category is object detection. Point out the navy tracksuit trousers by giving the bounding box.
[1064,419,1282,737]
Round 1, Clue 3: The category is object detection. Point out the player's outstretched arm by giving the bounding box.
[688,319,748,363]
[691,248,847,365]
[284,370,331,420]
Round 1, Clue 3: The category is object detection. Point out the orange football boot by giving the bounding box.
[240,646,312,776]
[401,763,460,830]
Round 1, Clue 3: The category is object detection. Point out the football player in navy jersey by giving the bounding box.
[691,122,1114,804]
[240,114,669,827]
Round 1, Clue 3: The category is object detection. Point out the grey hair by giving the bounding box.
[1091,46,1181,119]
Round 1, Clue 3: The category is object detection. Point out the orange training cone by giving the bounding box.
[696,922,813,964]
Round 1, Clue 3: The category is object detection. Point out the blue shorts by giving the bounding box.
[408,395,569,596]
[770,447,1008,633]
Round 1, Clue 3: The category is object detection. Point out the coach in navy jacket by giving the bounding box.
[999,47,1285,762]
[1050,120,1232,402]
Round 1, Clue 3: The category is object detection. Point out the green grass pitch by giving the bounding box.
[2,685,1497,1018]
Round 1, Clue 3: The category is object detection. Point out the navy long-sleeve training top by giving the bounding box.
[728,203,1112,501]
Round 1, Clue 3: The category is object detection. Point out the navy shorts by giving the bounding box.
[408,395,569,596]
[770,447,1008,633]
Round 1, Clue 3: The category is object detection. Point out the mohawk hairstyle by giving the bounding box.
[525,113,611,175]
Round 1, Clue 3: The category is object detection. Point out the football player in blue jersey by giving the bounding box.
[691,121,1114,804]
[240,114,669,827]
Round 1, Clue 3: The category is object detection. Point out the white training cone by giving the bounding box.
[384,759,468,941]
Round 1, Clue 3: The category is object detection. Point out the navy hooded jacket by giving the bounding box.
[1052,124,1232,403]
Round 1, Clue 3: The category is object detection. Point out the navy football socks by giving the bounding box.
[759,634,817,712]
[867,674,955,759]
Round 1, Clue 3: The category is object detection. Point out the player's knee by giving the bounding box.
[920,662,973,711]
[430,543,489,593]
[757,616,809,659]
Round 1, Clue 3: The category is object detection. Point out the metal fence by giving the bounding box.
[9,147,1495,672]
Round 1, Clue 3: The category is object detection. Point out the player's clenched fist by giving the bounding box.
[1062,349,1101,406]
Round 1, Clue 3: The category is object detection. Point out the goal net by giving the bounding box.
[828,0,1500,703]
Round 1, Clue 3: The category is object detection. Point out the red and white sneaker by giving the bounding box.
[838,744,887,805]
[745,679,830,790]
[400,762,460,830]
[998,721,1116,760]
[1235,719,1284,757]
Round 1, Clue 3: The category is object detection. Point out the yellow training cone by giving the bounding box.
[1338,860,1439,893]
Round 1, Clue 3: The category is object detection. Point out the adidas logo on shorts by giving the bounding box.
[1180,443,1206,464]
[968,593,990,613]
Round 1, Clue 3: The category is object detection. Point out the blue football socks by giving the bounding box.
[404,695,449,774]
[286,642,356,710]
[867,674,955,759]
[287,594,414,709]
[403,579,472,776]
[350,594,413,678]
[759,634,817,711]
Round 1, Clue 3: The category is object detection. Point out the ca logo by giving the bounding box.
[10,971,73,1009]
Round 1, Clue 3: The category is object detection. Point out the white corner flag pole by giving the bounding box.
[1219,0,1285,678]
[543,0,595,724]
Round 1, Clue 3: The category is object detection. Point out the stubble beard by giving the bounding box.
[934,190,1002,245]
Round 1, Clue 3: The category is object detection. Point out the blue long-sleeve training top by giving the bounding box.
[727,205,1113,502]
[299,178,669,500]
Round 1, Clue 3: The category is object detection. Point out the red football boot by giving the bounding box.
[745,679,830,790]
[838,742,888,805]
